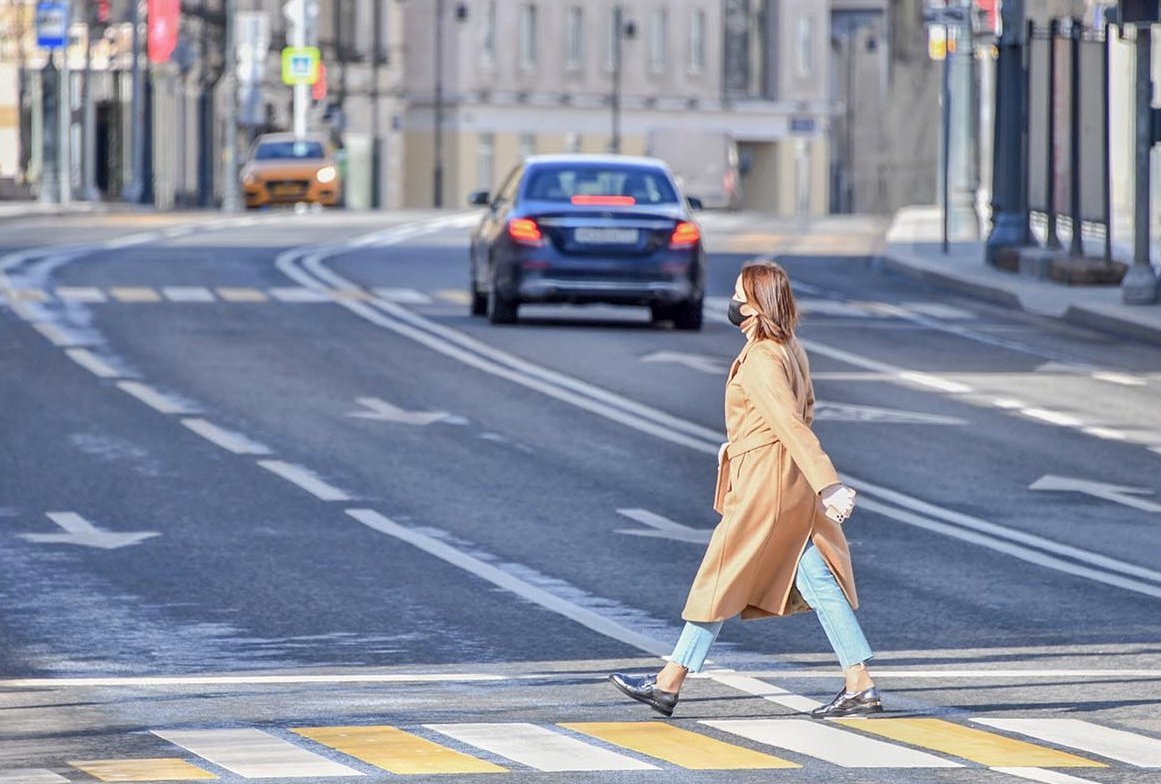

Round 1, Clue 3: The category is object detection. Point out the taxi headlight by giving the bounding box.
[316,166,337,184]
[242,171,259,186]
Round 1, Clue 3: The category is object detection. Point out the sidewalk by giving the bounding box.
[0,200,100,222]
[884,206,1161,347]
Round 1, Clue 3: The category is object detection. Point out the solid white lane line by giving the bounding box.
[974,719,1161,767]
[425,723,657,772]
[857,497,1161,600]
[258,461,351,501]
[1022,408,1083,427]
[32,322,75,346]
[66,348,121,378]
[896,371,974,394]
[117,381,197,415]
[55,286,106,302]
[707,674,821,712]
[849,476,1161,585]
[153,729,363,778]
[0,673,505,688]
[703,719,961,768]
[1082,427,1128,441]
[0,770,70,783]
[1091,371,1146,387]
[347,509,670,655]
[741,669,1161,679]
[182,418,272,455]
[162,286,216,302]
[992,768,1102,784]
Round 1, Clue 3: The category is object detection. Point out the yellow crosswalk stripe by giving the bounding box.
[436,289,471,305]
[293,725,508,775]
[560,722,800,770]
[110,287,162,303]
[68,758,217,781]
[216,287,269,302]
[835,718,1105,768]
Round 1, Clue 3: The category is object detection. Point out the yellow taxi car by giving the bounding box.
[241,133,341,209]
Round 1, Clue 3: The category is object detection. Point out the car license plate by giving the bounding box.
[272,184,305,196]
[574,227,638,244]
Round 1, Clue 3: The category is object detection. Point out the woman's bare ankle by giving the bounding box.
[656,663,688,693]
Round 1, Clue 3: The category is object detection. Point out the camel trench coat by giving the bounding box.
[682,335,859,622]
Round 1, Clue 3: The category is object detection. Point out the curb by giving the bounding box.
[882,247,1161,347]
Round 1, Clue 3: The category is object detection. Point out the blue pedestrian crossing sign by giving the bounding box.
[281,46,321,85]
[36,0,69,49]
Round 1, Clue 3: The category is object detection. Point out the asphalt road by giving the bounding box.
[1,209,1159,784]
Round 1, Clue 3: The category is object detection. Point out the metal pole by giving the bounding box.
[984,0,1029,265]
[941,25,951,254]
[221,0,241,211]
[1068,19,1082,257]
[291,0,308,137]
[1122,24,1158,304]
[59,0,72,206]
[1045,20,1059,248]
[81,4,98,200]
[196,0,211,206]
[433,0,443,207]
[611,5,622,154]
[125,0,145,202]
[39,59,61,204]
[370,0,382,208]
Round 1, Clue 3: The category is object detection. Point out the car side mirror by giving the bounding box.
[686,196,704,211]
[468,190,491,206]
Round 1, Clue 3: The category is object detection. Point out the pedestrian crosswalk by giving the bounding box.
[10,717,1158,780]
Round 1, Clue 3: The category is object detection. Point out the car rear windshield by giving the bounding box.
[523,165,679,205]
[254,140,325,160]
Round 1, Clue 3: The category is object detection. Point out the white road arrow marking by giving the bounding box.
[346,397,457,426]
[18,512,161,549]
[640,351,726,375]
[813,401,966,425]
[1030,475,1161,514]
[615,508,711,544]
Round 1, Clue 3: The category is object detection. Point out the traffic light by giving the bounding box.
[95,0,110,24]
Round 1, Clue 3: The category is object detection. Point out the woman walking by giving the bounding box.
[611,261,880,719]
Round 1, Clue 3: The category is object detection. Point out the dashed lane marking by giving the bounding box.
[182,418,272,456]
[32,322,74,346]
[257,460,351,502]
[116,381,197,415]
[836,718,1102,768]
[436,289,472,305]
[66,348,120,378]
[216,287,268,303]
[974,719,1161,767]
[109,287,161,303]
[561,722,800,770]
[162,287,216,302]
[55,286,106,302]
[293,726,507,775]
[69,758,217,781]
[269,286,331,303]
[373,287,432,304]
[703,719,962,768]
[152,729,362,779]
[426,723,658,772]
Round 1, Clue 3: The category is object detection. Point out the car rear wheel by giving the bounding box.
[652,298,703,331]
[470,288,487,316]
[486,283,518,325]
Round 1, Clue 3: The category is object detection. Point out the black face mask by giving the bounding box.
[727,298,748,327]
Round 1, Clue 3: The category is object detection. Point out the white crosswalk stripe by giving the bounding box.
[426,722,658,772]
[975,718,1161,767]
[153,728,364,778]
[0,771,70,783]
[702,719,963,768]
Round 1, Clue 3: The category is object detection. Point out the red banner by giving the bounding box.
[147,0,180,63]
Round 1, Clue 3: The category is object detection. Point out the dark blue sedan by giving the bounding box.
[467,155,706,329]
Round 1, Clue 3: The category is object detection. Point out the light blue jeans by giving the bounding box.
[671,544,873,672]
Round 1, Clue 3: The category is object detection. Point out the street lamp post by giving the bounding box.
[1122,22,1158,304]
[433,1,466,208]
[984,0,1029,265]
[609,7,635,154]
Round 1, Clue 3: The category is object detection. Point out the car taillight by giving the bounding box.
[571,195,636,206]
[508,218,544,246]
[669,221,700,248]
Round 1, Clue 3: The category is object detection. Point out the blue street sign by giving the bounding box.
[36,0,69,49]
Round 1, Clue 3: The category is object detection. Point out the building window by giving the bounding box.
[797,16,813,77]
[649,8,668,73]
[689,8,706,73]
[519,133,537,159]
[519,4,538,68]
[477,133,495,190]
[480,1,496,67]
[566,5,583,70]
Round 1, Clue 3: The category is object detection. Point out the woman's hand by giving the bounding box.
[718,442,729,466]
[820,484,857,524]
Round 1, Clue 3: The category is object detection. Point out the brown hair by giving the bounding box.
[740,260,798,343]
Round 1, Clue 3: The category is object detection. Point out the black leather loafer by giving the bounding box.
[810,686,883,718]
[609,673,679,717]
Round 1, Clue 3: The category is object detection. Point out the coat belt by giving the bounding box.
[714,432,778,514]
